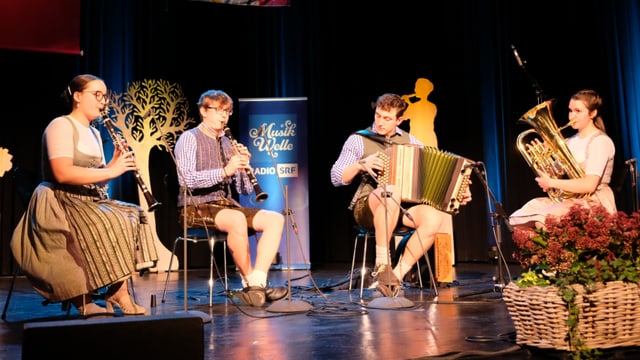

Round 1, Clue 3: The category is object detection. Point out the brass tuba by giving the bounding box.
[516,99,586,202]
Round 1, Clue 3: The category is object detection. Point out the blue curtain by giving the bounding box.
[607,0,640,164]
[81,0,137,201]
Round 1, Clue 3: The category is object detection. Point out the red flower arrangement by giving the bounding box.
[512,203,640,287]
[510,204,640,358]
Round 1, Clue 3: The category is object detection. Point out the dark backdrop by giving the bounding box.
[1,0,639,275]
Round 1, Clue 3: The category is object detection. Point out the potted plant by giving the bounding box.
[504,203,640,359]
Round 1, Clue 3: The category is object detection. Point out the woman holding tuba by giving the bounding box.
[509,89,616,229]
[174,89,288,307]
[10,74,158,315]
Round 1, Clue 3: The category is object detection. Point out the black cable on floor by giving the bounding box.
[465,330,516,342]
[413,344,525,359]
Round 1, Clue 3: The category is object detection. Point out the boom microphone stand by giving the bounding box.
[157,124,212,323]
[511,44,547,104]
[627,158,638,212]
[259,127,312,313]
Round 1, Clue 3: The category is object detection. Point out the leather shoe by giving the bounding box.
[237,286,266,307]
[265,286,288,302]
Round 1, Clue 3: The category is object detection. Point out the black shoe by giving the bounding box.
[265,286,288,302]
[237,286,266,307]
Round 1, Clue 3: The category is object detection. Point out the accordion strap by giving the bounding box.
[354,129,395,145]
[348,174,376,211]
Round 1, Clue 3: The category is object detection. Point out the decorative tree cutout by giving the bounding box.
[106,79,196,272]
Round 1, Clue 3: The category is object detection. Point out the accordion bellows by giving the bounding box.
[379,144,473,214]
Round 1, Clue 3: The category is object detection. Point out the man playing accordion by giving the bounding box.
[330,93,472,297]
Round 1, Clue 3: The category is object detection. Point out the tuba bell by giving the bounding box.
[516,99,587,203]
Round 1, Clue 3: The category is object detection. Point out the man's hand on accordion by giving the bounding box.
[461,180,473,206]
[358,152,384,177]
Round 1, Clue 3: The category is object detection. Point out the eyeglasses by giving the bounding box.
[83,90,108,102]
[206,106,233,116]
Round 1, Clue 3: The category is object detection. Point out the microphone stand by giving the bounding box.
[511,44,547,104]
[360,165,415,309]
[628,158,638,212]
[470,163,512,293]
[261,128,312,313]
[157,124,212,323]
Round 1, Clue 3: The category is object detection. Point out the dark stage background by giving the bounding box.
[1,0,639,275]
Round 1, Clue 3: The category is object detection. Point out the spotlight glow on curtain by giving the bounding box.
[0,0,81,55]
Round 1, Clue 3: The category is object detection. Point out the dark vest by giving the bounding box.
[347,128,411,210]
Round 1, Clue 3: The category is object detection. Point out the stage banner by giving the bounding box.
[238,97,310,270]
[190,0,290,6]
[0,0,81,55]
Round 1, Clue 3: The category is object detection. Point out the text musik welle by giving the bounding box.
[251,121,296,156]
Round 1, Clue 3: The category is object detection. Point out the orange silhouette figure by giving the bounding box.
[402,78,438,148]
[402,78,454,262]
[0,147,12,177]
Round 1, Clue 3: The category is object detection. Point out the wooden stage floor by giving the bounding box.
[2,261,640,359]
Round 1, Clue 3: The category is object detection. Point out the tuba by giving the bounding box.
[516,99,587,203]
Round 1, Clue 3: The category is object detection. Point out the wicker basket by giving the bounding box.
[503,281,640,351]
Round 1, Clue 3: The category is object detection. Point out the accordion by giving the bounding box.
[378,144,473,214]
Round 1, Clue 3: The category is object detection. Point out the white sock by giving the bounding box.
[395,260,413,280]
[375,245,390,265]
[246,270,268,287]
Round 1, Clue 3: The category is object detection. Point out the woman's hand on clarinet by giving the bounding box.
[108,148,138,177]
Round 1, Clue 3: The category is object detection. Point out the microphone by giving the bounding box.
[401,207,414,222]
[625,158,637,165]
[511,44,524,67]
[463,161,482,170]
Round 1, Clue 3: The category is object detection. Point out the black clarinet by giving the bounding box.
[101,117,162,212]
[223,127,268,202]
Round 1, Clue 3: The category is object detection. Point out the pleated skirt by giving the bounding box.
[10,182,158,303]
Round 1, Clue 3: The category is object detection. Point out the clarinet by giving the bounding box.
[100,116,162,212]
[223,127,268,202]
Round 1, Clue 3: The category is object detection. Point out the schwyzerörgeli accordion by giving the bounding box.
[378,144,473,214]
